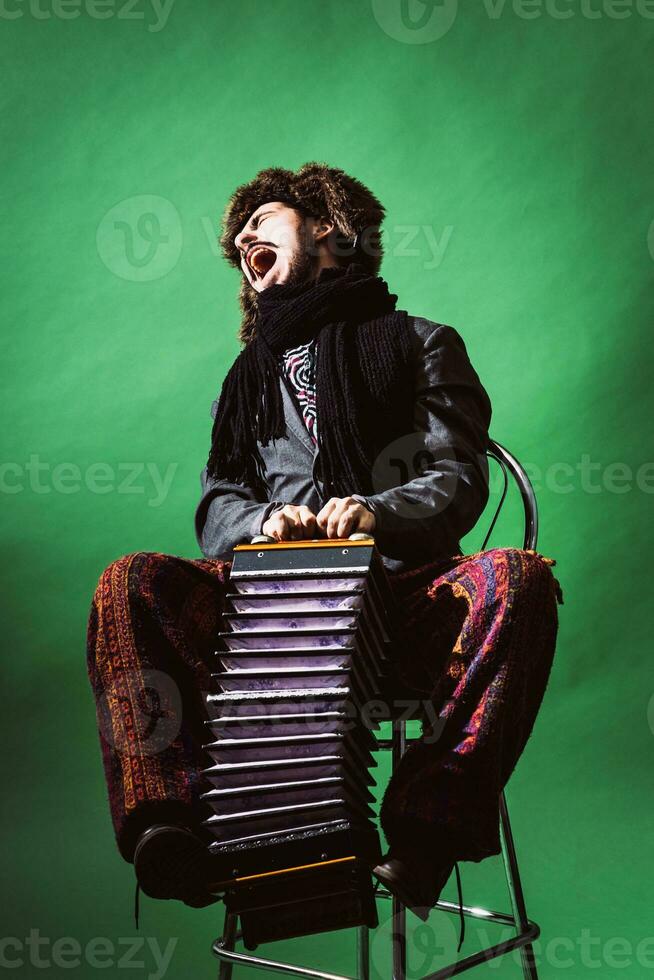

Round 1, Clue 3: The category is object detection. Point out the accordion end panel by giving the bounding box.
[201,536,399,950]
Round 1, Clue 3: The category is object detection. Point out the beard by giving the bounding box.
[282,222,321,287]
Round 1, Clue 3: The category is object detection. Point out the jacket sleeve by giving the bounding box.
[194,399,286,558]
[352,320,492,562]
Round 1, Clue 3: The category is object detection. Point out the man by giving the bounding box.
[87,162,562,921]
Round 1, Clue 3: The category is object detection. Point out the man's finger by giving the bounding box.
[326,501,348,538]
[316,498,337,530]
[298,506,318,539]
[286,513,304,540]
[337,507,358,538]
[273,512,299,541]
[271,513,289,541]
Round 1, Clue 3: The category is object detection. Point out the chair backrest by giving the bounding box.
[483,439,539,552]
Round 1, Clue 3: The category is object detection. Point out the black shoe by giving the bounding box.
[133,823,222,908]
[372,851,454,922]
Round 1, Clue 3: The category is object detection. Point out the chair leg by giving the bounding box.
[357,926,370,980]
[499,793,539,979]
[217,912,238,980]
[391,895,407,980]
[389,718,408,980]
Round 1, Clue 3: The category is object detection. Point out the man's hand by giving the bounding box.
[262,504,318,542]
[316,496,376,539]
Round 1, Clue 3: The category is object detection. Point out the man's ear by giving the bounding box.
[313,215,335,243]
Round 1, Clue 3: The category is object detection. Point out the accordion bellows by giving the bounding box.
[201,537,398,949]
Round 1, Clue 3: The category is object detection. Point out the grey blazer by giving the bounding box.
[194,317,493,574]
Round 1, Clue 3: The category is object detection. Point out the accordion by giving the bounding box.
[201,534,399,949]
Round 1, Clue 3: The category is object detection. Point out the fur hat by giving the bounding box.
[219,162,386,344]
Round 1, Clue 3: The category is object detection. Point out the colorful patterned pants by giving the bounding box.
[86,547,562,864]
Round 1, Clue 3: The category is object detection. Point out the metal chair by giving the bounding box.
[212,438,542,980]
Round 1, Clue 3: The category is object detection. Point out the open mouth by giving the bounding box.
[246,244,277,282]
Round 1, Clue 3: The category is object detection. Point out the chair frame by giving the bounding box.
[212,439,541,980]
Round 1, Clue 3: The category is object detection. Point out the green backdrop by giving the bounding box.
[2,1,653,976]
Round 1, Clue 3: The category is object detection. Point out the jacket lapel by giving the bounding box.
[279,377,318,457]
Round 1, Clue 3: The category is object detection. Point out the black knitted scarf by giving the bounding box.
[207,262,415,499]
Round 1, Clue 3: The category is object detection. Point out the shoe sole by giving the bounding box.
[134,825,219,903]
[371,864,433,922]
